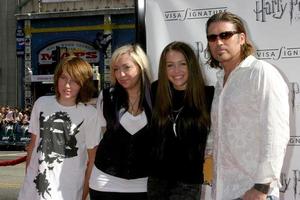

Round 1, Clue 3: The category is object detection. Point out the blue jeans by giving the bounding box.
[147,177,201,200]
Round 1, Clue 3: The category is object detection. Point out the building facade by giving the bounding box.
[0,0,18,107]
[1,0,137,108]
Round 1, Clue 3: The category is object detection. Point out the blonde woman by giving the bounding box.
[89,44,152,200]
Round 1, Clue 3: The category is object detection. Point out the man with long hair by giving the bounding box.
[205,12,290,200]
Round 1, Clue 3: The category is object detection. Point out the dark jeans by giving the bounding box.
[147,177,201,200]
[89,188,148,200]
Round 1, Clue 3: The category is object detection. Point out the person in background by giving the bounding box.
[4,106,15,123]
[18,56,101,200]
[205,12,290,200]
[13,107,23,122]
[89,44,152,200]
[148,41,214,200]
[0,106,6,138]
[0,106,5,121]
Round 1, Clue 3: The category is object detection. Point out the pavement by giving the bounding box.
[0,150,26,200]
[0,149,91,200]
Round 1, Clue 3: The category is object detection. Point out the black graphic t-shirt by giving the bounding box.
[18,96,100,200]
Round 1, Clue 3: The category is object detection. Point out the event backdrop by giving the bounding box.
[145,0,300,199]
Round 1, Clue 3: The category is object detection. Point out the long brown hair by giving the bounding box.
[206,12,255,68]
[53,56,95,104]
[153,41,210,128]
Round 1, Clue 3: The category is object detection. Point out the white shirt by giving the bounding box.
[207,55,290,200]
[18,96,101,200]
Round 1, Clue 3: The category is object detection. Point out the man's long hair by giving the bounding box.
[206,12,255,68]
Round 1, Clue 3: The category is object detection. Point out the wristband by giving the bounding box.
[253,183,270,194]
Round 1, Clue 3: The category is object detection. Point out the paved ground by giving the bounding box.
[0,149,92,200]
[0,150,26,200]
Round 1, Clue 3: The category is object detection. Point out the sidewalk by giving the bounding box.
[0,151,26,200]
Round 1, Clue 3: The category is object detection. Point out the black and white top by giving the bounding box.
[89,91,149,193]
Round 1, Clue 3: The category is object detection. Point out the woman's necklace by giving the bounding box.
[169,106,184,137]
[129,96,140,116]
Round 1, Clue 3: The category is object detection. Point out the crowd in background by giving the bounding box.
[0,105,32,146]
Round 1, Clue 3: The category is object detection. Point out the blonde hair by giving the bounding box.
[110,44,152,85]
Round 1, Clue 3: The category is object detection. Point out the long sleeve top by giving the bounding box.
[206,55,290,199]
[150,83,214,184]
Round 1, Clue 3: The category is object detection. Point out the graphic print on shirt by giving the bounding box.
[34,111,83,199]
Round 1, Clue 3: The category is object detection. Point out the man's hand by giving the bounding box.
[203,156,213,185]
[242,187,267,200]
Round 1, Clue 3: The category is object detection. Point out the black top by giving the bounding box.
[94,87,152,179]
[150,81,214,184]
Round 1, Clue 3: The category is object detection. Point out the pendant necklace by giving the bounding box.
[169,106,184,137]
[129,96,139,115]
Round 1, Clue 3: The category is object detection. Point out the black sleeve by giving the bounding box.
[151,80,158,104]
[204,86,215,112]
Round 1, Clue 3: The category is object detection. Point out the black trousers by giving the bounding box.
[89,188,148,200]
[147,177,201,200]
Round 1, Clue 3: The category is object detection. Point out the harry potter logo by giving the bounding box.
[254,0,300,24]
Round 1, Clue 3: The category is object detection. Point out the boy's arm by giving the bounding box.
[82,145,98,200]
[25,133,36,173]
